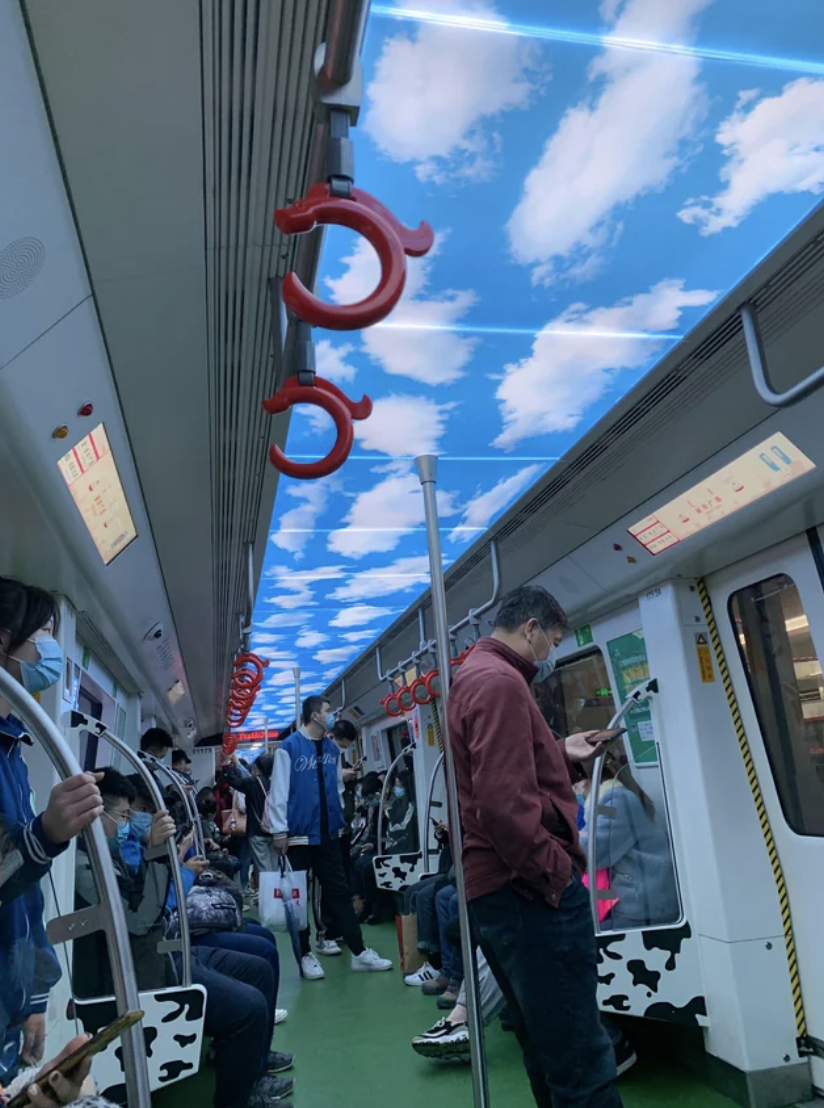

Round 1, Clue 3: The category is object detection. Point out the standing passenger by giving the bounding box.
[223,752,278,878]
[269,697,392,980]
[449,585,633,1108]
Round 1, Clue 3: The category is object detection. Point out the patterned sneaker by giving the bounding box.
[266,1051,294,1074]
[317,938,342,956]
[253,1074,294,1102]
[404,961,440,987]
[421,973,449,997]
[412,1018,470,1060]
[351,947,393,972]
[300,953,325,980]
[275,1008,288,1025]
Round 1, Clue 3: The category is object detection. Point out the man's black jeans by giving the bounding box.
[290,839,366,957]
[470,876,622,1108]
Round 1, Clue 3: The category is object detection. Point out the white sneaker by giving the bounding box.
[275,1009,288,1025]
[404,962,440,987]
[351,947,393,972]
[317,938,342,957]
[301,953,325,980]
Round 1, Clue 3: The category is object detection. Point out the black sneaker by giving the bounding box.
[411,1018,470,1060]
[254,1074,295,1101]
[266,1051,294,1074]
[614,1036,638,1077]
[247,1093,292,1108]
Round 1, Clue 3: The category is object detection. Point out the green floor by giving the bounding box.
[156,923,738,1108]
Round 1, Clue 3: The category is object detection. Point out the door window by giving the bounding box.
[730,573,824,835]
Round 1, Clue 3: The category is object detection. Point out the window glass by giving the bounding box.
[730,573,824,835]
[381,747,419,855]
[539,647,681,931]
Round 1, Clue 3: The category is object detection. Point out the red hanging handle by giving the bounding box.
[275,184,434,331]
[262,375,373,480]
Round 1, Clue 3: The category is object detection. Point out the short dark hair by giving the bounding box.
[302,695,329,725]
[360,771,382,798]
[99,767,137,806]
[0,578,60,656]
[141,727,173,754]
[494,586,568,634]
[255,752,274,779]
[172,748,191,768]
[332,720,357,744]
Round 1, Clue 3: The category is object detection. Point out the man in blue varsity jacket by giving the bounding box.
[270,695,392,981]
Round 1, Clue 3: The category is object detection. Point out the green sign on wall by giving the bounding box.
[81,644,90,670]
[575,624,593,648]
[606,630,658,766]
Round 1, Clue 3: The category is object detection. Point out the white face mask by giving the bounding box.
[528,624,557,685]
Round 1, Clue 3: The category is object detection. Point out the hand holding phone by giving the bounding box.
[586,727,628,745]
[8,1012,144,1108]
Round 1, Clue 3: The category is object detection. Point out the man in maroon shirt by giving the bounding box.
[449,585,629,1108]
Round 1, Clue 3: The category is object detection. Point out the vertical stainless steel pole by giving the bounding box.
[264,717,270,754]
[415,455,490,1108]
[293,667,301,732]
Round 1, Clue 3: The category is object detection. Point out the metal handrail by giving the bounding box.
[584,679,659,932]
[67,712,192,987]
[422,751,445,872]
[376,744,416,856]
[0,669,151,1108]
[141,755,206,858]
[741,302,824,408]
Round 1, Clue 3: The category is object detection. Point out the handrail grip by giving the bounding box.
[68,713,192,987]
[741,302,824,408]
[0,669,151,1108]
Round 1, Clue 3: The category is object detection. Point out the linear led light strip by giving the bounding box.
[372,5,824,77]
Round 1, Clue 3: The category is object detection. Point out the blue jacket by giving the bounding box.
[0,715,64,1083]
[270,731,345,846]
[579,781,679,928]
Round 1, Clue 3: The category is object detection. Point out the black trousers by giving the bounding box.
[289,839,365,957]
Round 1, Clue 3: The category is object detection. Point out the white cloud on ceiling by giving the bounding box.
[256,612,307,629]
[266,668,305,689]
[331,555,433,602]
[449,465,542,543]
[507,0,713,284]
[330,604,396,629]
[493,279,718,448]
[269,481,332,561]
[316,645,361,666]
[328,469,459,558]
[343,630,379,644]
[678,79,824,235]
[325,236,478,386]
[354,394,455,457]
[296,629,329,649]
[250,633,283,647]
[315,339,357,383]
[262,580,315,610]
[363,0,543,184]
[266,565,345,583]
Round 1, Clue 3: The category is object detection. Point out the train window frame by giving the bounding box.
[534,646,616,738]
[729,572,824,837]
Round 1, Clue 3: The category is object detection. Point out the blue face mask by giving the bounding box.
[131,811,153,843]
[325,713,336,731]
[115,820,131,844]
[19,637,64,695]
[393,786,405,799]
[528,625,557,687]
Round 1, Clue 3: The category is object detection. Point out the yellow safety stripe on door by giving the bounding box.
[431,701,444,753]
[696,577,807,1041]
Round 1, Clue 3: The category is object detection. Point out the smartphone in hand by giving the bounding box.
[587,727,628,745]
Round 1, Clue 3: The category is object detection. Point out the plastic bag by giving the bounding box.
[259,858,308,934]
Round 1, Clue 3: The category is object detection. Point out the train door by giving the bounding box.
[709,531,824,1086]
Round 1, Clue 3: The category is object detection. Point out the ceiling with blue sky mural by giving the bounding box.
[246,0,824,728]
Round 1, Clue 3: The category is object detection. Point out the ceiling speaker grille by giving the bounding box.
[0,237,46,298]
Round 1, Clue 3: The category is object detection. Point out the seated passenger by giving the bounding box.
[0,578,103,1085]
[421,881,463,1006]
[74,770,295,1108]
[412,948,505,1060]
[403,821,452,988]
[578,742,679,931]
[384,772,417,855]
[350,773,393,925]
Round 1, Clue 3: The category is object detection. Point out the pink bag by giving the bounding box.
[582,869,619,923]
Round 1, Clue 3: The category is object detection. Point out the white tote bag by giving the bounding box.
[260,859,308,934]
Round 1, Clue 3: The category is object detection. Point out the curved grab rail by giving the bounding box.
[376,744,416,857]
[584,678,659,932]
[0,669,151,1108]
[142,756,207,859]
[741,303,824,409]
[262,375,373,480]
[65,712,192,988]
[276,184,434,331]
[422,751,445,872]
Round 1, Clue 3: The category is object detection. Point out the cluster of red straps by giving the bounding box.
[262,183,434,480]
[223,653,270,753]
[381,646,475,718]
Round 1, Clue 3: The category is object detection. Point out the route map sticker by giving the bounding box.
[57,423,137,565]
[606,630,658,766]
